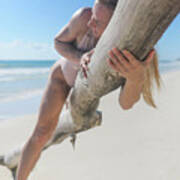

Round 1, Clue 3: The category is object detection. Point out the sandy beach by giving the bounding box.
[0,70,180,180]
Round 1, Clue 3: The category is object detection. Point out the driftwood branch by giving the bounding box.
[69,0,180,129]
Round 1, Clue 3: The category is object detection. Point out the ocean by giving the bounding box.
[0,59,180,121]
[0,60,55,120]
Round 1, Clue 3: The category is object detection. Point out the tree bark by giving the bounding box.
[69,0,180,129]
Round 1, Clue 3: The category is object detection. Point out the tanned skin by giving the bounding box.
[15,8,96,180]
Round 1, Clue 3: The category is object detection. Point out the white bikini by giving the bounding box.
[59,30,96,87]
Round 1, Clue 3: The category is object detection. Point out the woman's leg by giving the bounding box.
[15,60,71,180]
[34,60,71,137]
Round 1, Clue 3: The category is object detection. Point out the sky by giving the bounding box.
[0,0,179,61]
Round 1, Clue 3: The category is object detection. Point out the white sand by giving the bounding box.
[0,71,180,180]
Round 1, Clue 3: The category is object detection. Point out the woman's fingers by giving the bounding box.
[80,55,91,78]
[107,57,122,73]
[112,48,132,70]
[122,50,141,67]
[81,56,89,70]
[107,56,126,75]
[80,60,88,78]
[108,49,128,73]
[143,50,155,67]
[122,49,155,68]
[80,62,88,78]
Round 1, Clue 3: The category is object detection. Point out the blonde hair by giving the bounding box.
[142,51,162,108]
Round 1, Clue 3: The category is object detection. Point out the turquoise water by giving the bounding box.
[0,59,180,121]
[0,60,55,102]
[0,60,55,120]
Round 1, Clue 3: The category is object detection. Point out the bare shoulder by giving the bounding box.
[67,7,92,37]
[71,7,92,31]
[73,7,92,23]
[54,7,92,42]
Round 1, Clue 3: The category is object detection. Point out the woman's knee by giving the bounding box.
[49,60,64,80]
[49,61,71,94]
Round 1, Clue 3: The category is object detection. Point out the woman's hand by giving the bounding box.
[80,49,94,78]
[107,47,155,84]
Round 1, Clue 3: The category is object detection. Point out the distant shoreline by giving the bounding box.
[0,59,57,61]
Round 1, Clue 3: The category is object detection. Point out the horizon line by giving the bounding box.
[0,59,57,61]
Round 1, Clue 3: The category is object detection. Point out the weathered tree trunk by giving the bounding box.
[69,0,180,129]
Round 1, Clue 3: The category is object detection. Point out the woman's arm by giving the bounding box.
[118,79,144,109]
[107,47,155,110]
